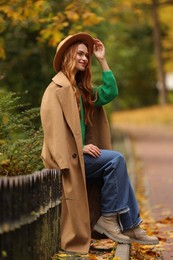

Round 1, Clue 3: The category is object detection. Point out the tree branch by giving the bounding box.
[159,0,173,6]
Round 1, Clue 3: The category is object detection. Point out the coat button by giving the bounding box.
[72,153,77,158]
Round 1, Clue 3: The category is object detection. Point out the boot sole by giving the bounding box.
[128,238,159,245]
[94,224,131,244]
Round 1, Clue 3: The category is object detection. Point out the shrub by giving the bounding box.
[0,92,43,176]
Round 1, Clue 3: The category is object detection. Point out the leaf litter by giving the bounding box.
[129,153,173,259]
[52,239,119,259]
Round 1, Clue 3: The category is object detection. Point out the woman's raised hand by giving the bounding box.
[93,38,105,60]
[93,38,110,71]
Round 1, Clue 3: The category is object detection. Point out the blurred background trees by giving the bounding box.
[0,0,173,109]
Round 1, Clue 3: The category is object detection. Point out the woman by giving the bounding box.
[40,32,159,254]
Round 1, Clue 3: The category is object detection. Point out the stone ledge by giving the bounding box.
[114,244,130,260]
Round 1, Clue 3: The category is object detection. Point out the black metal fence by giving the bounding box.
[0,169,62,260]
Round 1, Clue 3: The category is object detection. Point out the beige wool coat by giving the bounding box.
[40,71,112,253]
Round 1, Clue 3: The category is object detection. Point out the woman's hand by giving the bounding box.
[83,144,101,158]
[93,38,105,60]
[93,38,110,71]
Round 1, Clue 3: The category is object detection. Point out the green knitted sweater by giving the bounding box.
[80,70,118,146]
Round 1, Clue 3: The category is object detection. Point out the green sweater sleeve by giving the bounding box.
[94,70,118,106]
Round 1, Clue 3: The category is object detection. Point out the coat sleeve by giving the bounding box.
[40,83,69,170]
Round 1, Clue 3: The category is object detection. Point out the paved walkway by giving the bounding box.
[116,124,173,259]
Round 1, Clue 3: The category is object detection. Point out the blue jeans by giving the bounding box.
[84,150,142,230]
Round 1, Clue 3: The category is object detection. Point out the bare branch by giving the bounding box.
[159,0,173,6]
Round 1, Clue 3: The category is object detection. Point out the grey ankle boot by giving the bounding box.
[94,215,131,244]
[123,226,159,245]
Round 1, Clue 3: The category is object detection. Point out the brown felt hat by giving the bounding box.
[53,32,94,73]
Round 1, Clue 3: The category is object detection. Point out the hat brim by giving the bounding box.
[53,32,94,73]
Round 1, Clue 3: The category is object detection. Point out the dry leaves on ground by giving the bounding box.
[53,239,119,259]
[111,104,173,126]
[130,157,162,259]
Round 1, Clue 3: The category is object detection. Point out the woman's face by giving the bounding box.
[74,43,89,73]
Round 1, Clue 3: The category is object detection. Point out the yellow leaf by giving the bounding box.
[0,45,6,59]
[65,10,80,22]
[82,12,104,26]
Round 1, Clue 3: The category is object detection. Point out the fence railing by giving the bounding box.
[0,169,62,260]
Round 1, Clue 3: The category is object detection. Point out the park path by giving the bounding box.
[116,124,173,259]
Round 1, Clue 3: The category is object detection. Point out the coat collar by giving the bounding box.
[52,71,71,88]
[52,71,83,153]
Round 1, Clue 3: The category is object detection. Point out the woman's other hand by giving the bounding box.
[83,144,101,158]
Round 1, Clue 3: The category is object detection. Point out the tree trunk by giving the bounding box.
[151,0,167,104]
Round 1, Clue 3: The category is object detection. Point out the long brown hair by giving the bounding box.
[61,42,95,125]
